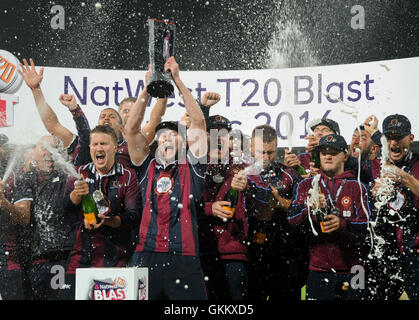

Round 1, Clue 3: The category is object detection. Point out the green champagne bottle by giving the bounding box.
[296,165,307,175]
[312,149,321,168]
[82,194,99,225]
[222,187,239,218]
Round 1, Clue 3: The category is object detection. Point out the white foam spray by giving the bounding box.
[306,174,321,236]
[2,145,25,182]
[41,140,80,179]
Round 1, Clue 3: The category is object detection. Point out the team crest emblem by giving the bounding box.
[155,174,174,195]
[390,119,400,127]
[341,196,352,207]
[326,135,335,142]
[216,116,222,122]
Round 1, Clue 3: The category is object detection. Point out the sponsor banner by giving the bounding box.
[1,57,418,146]
[75,267,148,300]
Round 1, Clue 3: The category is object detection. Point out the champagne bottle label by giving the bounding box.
[84,212,98,225]
[252,232,266,244]
[222,205,235,218]
[320,221,326,233]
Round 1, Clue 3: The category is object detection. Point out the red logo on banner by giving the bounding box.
[0,99,6,127]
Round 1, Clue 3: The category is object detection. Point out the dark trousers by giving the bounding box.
[247,243,302,301]
[129,252,207,300]
[202,256,248,300]
[306,270,367,300]
[59,273,76,300]
[224,260,248,300]
[0,268,23,300]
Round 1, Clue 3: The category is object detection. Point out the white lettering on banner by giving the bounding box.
[294,74,374,105]
[5,57,419,147]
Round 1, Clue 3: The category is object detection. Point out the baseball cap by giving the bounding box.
[155,121,187,140]
[382,114,411,138]
[317,134,348,153]
[206,115,232,132]
[310,118,340,135]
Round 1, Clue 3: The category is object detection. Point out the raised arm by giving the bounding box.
[164,57,206,158]
[123,71,152,165]
[18,58,74,148]
[59,94,92,165]
[140,97,168,144]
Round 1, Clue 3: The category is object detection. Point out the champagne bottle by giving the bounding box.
[315,191,328,233]
[252,220,268,244]
[82,193,99,225]
[222,187,238,218]
[296,165,307,175]
[312,149,321,168]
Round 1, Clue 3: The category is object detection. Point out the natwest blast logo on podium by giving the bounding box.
[0,50,22,127]
[90,277,128,300]
[76,267,148,300]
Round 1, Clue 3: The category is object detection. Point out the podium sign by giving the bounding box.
[75,267,148,300]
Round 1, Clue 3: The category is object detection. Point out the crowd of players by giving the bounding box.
[0,57,417,300]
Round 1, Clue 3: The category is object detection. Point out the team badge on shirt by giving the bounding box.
[156,174,174,195]
[341,196,352,217]
[341,196,352,207]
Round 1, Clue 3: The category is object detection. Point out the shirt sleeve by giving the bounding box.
[287,179,310,226]
[70,105,92,166]
[244,175,271,205]
[132,152,154,185]
[119,169,142,227]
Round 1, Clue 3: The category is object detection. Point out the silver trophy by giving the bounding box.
[147,19,176,98]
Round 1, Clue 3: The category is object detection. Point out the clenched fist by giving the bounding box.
[59,94,78,111]
[201,92,221,108]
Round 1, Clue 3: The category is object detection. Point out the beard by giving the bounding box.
[360,144,373,161]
